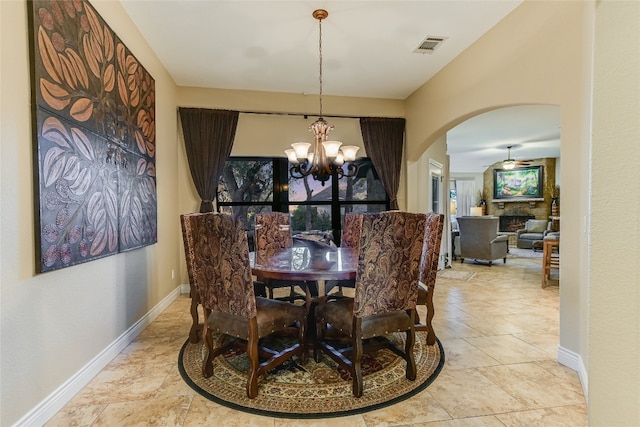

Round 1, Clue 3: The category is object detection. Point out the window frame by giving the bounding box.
[216,156,390,240]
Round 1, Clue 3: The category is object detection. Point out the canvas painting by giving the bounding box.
[493,166,543,200]
[29,0,156,272]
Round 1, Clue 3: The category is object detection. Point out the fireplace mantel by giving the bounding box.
[492,198,544,209]
[491,198,544,203]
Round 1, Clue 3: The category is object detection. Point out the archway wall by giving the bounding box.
[404,0,589,368]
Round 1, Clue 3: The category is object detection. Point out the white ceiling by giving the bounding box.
[120,0,560,173]
[446,105,561,173]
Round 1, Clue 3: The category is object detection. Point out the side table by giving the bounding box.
[542,239,560,288]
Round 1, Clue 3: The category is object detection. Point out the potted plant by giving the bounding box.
[551,185,560,216]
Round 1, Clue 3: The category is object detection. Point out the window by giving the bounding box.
[217,157,389,244]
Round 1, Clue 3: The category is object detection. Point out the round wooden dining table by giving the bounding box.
[250,245,358,296]
[250,244,358,351]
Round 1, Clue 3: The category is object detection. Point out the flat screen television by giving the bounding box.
[493,166,543,200]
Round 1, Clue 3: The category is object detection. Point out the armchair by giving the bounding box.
[456,216,509,265]
[516,219,551,249]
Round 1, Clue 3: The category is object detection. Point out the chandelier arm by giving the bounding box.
[343,162,359,178]
[290,161,313,179]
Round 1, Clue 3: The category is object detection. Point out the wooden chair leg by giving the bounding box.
[189,287,200,343]
[352,333,364,398]
[246,322,260,399]
[201,325,214,377]
[314,315,324,363]
[425,296,437,346]
[405,327,417,381]
[298,317,307,365]
[348,318,364,397]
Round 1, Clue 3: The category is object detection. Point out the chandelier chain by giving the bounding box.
[318,16,323,118]
[284,9,360,185]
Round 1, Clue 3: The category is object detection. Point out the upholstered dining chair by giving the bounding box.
[181,212,307,399]
[314,211,426,397]
[324,212,364,298]
[254,212,317,301]
[415,212,445,346]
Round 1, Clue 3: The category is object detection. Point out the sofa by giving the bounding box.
[456,216,509,265]
[516,219,551,249]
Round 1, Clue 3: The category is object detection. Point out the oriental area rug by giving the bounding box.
[178,332,444,419]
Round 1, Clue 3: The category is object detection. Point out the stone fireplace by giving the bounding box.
[499,215,535,232]
[482,157,557,221]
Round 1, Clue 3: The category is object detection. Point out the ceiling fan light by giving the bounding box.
[503,160,516,170]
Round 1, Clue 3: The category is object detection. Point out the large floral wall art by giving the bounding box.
[28,0,157,273]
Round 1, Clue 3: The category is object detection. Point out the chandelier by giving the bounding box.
[284,9,360,186]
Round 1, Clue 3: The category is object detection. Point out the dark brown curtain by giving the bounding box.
[359,117,406,210]
[178,108,239,212]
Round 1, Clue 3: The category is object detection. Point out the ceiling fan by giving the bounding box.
[501,145,532,170]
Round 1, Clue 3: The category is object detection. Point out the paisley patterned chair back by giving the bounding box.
[181,212,256,319]
[340,213,364,249]
[420,212,445,292]
[254,212,292,266]
[315,210,426,397]
[353,211,426,318]
[415,212,445,345]
[181,212,307,399]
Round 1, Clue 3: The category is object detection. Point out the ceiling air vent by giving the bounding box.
[414,36,447,54]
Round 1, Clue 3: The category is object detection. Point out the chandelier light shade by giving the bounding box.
[285,9,360,185]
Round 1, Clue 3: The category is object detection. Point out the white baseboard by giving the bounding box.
[557,344,589,400]
[14,285,183,427]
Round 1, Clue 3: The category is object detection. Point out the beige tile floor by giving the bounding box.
[46,253,585,426]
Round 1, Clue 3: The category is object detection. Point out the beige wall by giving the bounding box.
[405,0,588,373]
[0,1,180,424]
[2,0,639,424]
[177,87,405,211]
[176,88,405,282]
[405,1,640,423]
[407,135,448,214]
[590,1,640,424]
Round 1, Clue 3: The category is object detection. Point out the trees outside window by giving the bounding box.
[217,157,389,244]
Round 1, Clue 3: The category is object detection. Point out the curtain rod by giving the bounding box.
[239,110,363,120]
[177,106,402,121]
